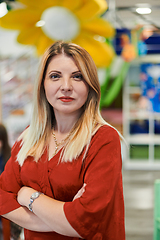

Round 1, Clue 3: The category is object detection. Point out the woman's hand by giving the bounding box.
[17,186,36,208]
[73,183,86,201]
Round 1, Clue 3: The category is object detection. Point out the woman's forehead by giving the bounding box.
[47,54,80,72]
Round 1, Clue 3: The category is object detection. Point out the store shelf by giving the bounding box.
[126,134,160,145]
[128,111,160,120]
[124,161,160,170]
[123,62,160,170]
[126,87,141,94]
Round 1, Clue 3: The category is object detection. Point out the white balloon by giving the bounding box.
[41,6,80,41]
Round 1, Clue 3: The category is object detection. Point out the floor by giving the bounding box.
[123,168,158,240]
[0,168,158,240]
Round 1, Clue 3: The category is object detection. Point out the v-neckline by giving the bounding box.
[48,146,63,162]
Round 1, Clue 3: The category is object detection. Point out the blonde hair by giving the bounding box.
[17,41,117,166]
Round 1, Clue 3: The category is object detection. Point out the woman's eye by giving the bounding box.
[49,74,60,80]
[73,74,83,81]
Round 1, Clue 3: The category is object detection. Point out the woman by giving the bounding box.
[0,123,11,174]
[0,41,125,240]
[0,123,11,240]
[0,124,22,240]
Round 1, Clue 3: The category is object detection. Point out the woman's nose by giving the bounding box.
[60,78,73,91]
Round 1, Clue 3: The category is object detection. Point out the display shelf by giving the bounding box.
[123,62,160,170]
[127,111,160,120]
[126,87,141,94]
[126,134,160,145]
[124,161,160,170]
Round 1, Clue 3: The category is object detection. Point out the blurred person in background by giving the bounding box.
[0,123,11,174]
[0,123,11,240]
[0,123,22,240]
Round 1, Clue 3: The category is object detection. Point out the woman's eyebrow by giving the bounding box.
[71,71,81,74]
[48,70,61,74]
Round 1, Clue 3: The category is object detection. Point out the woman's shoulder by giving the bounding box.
[94,124,120,142]
[11,139,22,155]
[86,124,121,155]
[11,127,29,155]
[84,124,121,162]
[11,126,30,153]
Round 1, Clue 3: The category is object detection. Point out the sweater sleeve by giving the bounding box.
[64,126,125,240]
[0,141,22,215]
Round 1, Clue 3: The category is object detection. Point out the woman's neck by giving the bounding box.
[53,111,80,134]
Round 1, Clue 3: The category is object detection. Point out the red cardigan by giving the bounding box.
[0,125,125,240]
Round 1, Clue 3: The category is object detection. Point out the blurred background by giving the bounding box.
[0,0,160,239]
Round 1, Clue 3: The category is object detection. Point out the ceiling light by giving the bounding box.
[136,7,152,14]
[0,2,8,18]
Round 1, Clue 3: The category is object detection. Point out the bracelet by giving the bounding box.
[28,192,43,212]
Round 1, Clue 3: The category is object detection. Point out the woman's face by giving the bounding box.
[44,54,89,117]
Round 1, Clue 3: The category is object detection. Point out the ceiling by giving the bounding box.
[104,0,160,30]
[0,0,159,57]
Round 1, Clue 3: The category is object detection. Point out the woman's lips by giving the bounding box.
[59,97,74,102]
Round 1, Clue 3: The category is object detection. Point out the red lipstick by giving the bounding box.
[59,97,74,102]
